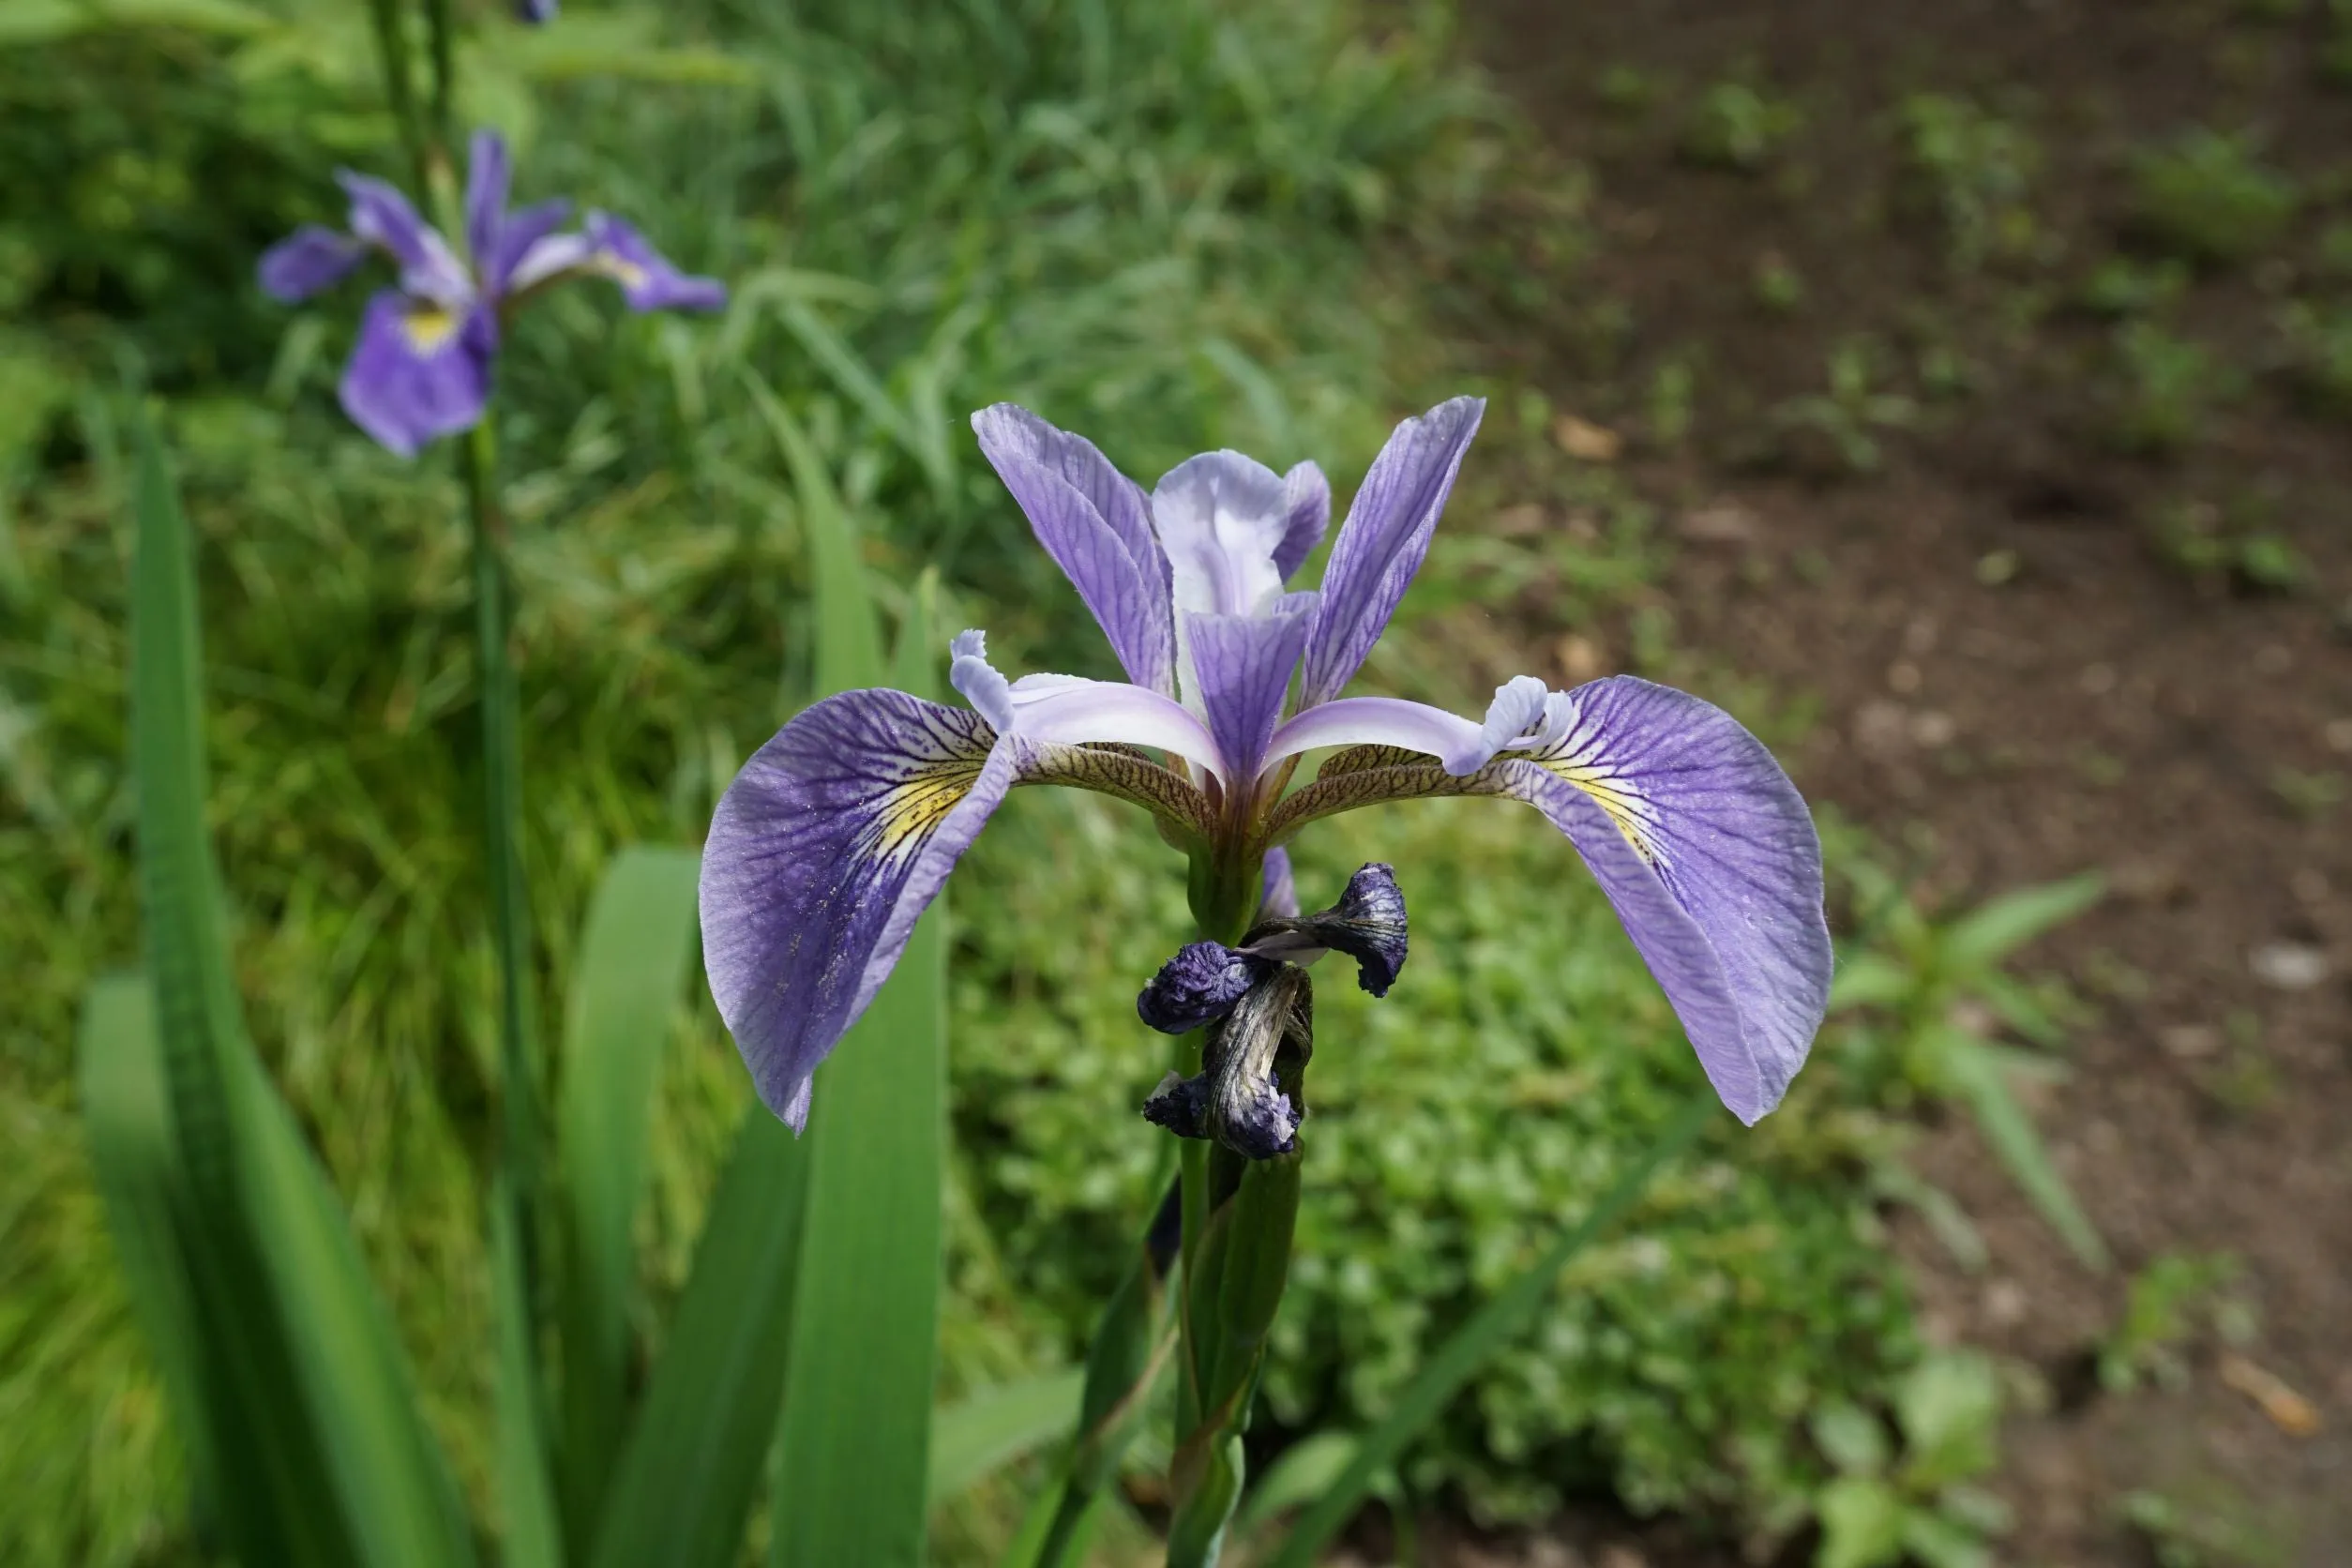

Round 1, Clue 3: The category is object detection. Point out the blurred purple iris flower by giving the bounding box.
[258,130,723,457]
[517,0,557,20]
[700,398,1832,1130]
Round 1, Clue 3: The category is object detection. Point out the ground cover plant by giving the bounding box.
[0,2,2168,1566]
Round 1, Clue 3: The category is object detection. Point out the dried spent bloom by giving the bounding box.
[257,129,722,456]
[700,399,1831,1130]
[1136,863,1403,1159]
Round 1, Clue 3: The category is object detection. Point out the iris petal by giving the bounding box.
[949,630,1227,781]
[701,690,1011,1126]
[972,405,1175,695]
[258,225,367,302]
[1274,461,1331,581]
[581,212,727,311]
[1185,604,1312,783]
[339,292,495,458]
[1261,675,1828,1123]
[338,172,473,305]
[1296,397,1484,706]
[464,129,511,269]
[1152,449,1293,618]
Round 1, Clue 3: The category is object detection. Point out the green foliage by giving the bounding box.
[2148,497,2307,593]
[1827,850,2109,1272]
[2105,321,2234,456]
[1679,82,1802,173]
[1809,1352,2009,1568]
[2278,300,2352,417]
[2099,1252,2252,1395]
[1893,93,2040,269]
[1770,339,1917,474]
[2076,257,2190,320]
[950,797,1925,1535]
[2128,129,2299,267]
[2121,1486,2290,1568]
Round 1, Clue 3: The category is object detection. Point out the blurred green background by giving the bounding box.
[0,2,2100,1563]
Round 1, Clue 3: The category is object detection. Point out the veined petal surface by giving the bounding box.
[1297,397,1484,706]
[701,690,1013,1125]
[1274,461,1331,581]
[1503,676,1828,1120]
[1153,449,1294,618]
[972,405,1175,694]
[1263,674,1828,1123]
[1187,606,1311,783]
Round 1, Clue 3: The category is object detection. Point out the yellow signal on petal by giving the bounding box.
[862,755,988,867]
[401,306,461,354]
[1543,759,1666,869]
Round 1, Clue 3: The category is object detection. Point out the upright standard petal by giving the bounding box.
[258,225,367,302]
[339,293,495,458]
[701,690,1014,1126]
[1153,449,1292,618]
[463,129,511,267]
[1274,460,1331,581]
[972,406,1174,694]
[338,172,473,305]
[581,212,727,311]
[1259,846,1299,918]
[1186,603,1311,783]
[1297,397,1485,706]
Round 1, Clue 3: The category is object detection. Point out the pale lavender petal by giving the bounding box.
[503,228,593,295]
[1297,397,1485,705]
[1264,694,1486,776]
[258,225,367,302]
[948,629,1226,780]
[464,129,510,268]
[488,198,574,294]
[1274,460,1330,580]
[1186,605,1310,782]
[972,405,1173,694]
[700,689,1013,1126]
[1498,676,1830,1123]
[1152,450,1291,618]
[338,293,495,458]
[581,211,727,311]
[339,171,472,305]
[1259,847,1299,918]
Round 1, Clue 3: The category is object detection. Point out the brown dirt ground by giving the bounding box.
[1415,1,2352,1564]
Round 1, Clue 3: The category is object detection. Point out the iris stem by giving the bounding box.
[464,417,545,1353]
[361,0,430,193]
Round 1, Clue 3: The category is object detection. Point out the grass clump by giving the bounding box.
[2127,128,2299,267]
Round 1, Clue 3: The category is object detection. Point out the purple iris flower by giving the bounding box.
[517,0,557,20]
[257,130,723,457]
[700,398,1832,1130]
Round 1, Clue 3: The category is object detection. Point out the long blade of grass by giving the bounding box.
[745,372,884,696]
[588,1108,810,1568]
[129,406,474,1568]
[1942,873,2103,970]
[1939,1030,2110,1271]
[76,972,217,1531]
[1262,1090,1720,1568]
[555,845,703,1545]
[493,1178,562,1568]
[768,566,947,1568]
[927,1370,1086,1507]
